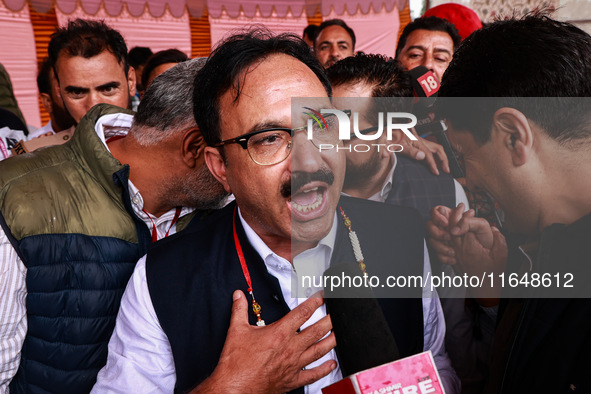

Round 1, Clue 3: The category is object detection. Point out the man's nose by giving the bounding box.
[86,91,102,112]
[422,54,434,73]
[290,132,323,174]
[330,45,341,59]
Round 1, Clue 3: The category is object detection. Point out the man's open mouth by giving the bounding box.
[289,183,329,220]
[291,186,326,213]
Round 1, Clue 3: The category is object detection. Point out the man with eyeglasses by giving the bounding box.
[93,31,458,393]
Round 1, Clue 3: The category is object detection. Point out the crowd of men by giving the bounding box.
[0,10,589,394]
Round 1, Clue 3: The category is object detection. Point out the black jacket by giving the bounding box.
[146,196,426,393]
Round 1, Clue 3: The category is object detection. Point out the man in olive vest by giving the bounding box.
[0,58,227,393]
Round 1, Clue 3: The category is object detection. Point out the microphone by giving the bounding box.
[322,263,446,394]
[407,66,465,178]
[408,65,440,98]
[324,263,400,377]
[408,66,440,137]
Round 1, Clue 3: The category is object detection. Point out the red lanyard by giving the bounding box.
[233,206,265,326]
[142,206,182,242]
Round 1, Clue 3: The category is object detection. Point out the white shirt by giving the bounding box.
[0,113,193,393]
[27,120,56,139]
[0,127,27,161]
[92,209,460,394]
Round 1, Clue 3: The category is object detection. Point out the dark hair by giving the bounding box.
[437,14,591,146]
[128,46,153,68]
[303,24,318,41]
[302,24,318,42]
[327,53,413,98]
[327,54,414,120]
[141,49,189,90]
[48,19,129,76]
[132,58,206,145]
[193,29,332,146]
[37,58,52,95]
[315,19,356,51]
[395,16,461,59]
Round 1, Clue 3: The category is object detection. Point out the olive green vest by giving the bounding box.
[1,104,194,393]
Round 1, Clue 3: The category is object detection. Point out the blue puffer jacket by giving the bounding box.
[0,104,193,393]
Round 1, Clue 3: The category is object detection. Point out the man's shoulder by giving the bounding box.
[395,154,454,180]
[538,211,591,276]
[145,204,238,292]
[334,197,425,299]
[0,142,72,187]
[339,195,423,226]
[149,203,234,254]
[0,107,113,185]
[0,105,130,188]
[540,211,591,255]
[337,196,425,252]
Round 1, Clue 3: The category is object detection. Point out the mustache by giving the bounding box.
[281,168,335,198]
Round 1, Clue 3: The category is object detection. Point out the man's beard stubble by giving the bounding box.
[52,101,75,131]
[168,164,229,210]
[343,149,382,190]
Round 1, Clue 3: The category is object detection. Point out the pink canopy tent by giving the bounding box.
[0,0,406,128]
[2,0,407,18]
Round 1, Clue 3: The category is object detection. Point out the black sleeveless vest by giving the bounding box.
[146,196,425,393]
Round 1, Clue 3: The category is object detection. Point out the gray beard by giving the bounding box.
[166,164,229,210]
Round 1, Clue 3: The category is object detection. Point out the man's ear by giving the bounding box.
[181,127,206,168]
[491,107,533,166]
[40,93,53,114]
[127,66,137,97]
[389,128,406,144]
[204,146,232,193]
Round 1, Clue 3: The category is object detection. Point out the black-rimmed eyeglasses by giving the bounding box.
[212,113,340,165]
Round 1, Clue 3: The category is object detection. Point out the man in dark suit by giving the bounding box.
[94,30,459,394]
[427,14,591,393]
[327,53,495,394]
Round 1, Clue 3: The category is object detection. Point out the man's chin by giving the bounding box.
[343,174,365,190]
[323,59,338,68]
[289,197,336,245]
[290,214,334,246]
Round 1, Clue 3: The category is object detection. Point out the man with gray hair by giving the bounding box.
[0,58,227,394]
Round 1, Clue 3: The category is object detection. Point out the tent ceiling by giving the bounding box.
[2,0,406,18]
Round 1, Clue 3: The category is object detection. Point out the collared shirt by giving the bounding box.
[0,113,193,393]
[364,153,468,207]
[92,209,460,393]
